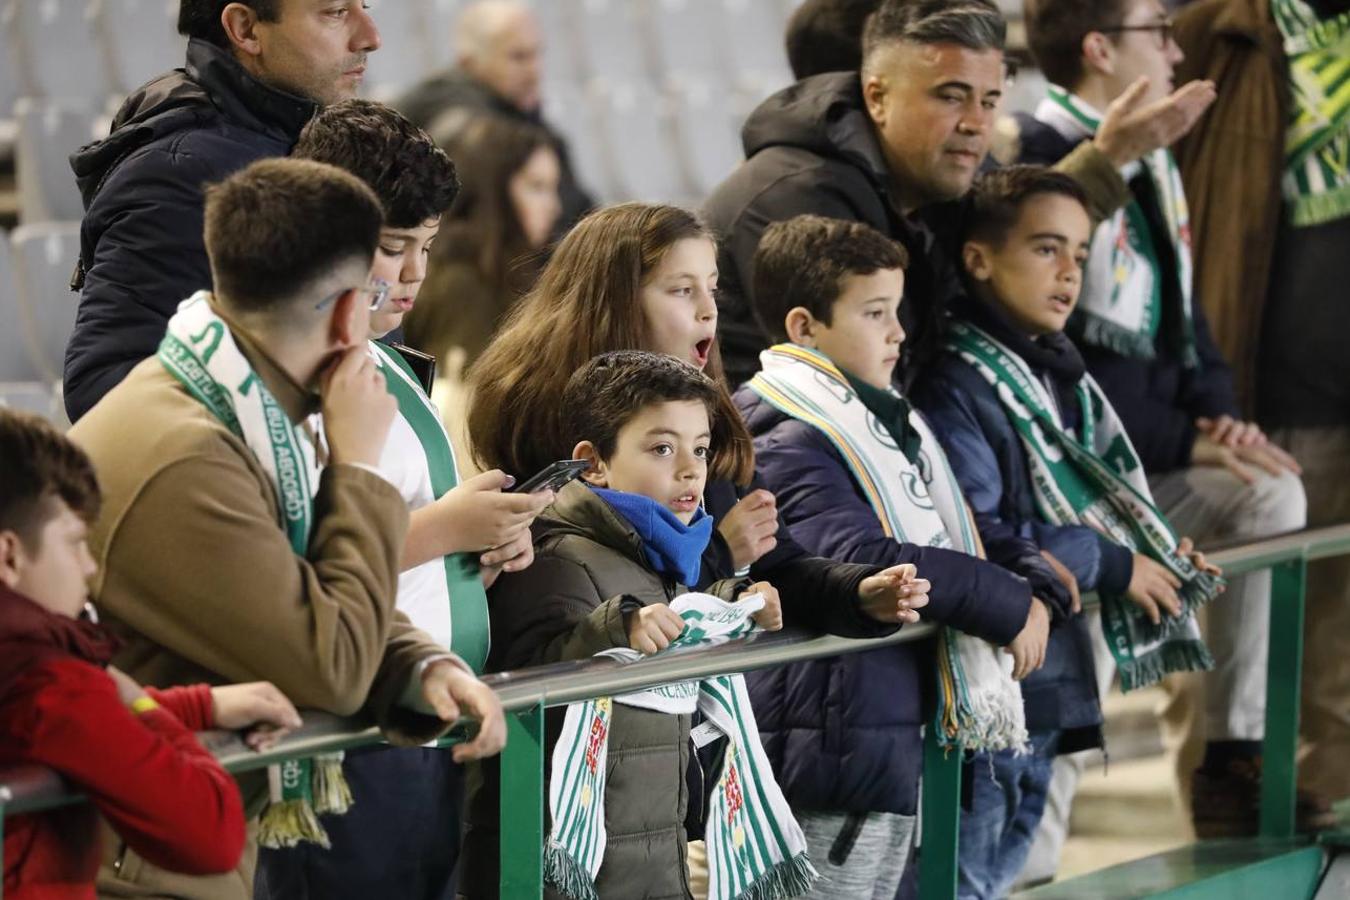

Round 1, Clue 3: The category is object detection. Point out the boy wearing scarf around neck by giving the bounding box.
[67,159,504,900]
[463,351,849,900]
[1015,0,1316,846]
[0,409,304,900]
[260,100,548,900]
[915,166,1226,895]
[733,215,1076,899]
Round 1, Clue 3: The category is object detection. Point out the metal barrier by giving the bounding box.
[4,523,1350,898]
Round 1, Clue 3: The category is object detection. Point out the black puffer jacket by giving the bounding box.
[64,39,317,422]
[461,483,748,900]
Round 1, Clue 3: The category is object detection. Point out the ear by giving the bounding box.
[862,72,888,126]
[1080,31,1115,78]
[784,307,818,346]
[327,288,367,351]
[963,240,993,282]
[0,531,24,590]
[572,441,608,487]
[220,3,264,57]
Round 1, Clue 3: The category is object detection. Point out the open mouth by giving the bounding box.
[692,337,713,367]
[389,296,414,313]
[671,492,699,512]
[1048,292,1073,313]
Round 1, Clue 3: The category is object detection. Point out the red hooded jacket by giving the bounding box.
[0,585,246,899]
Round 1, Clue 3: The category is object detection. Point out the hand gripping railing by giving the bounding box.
[4,523,1350,899]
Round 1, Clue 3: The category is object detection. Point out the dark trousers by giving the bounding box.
[255,744,465,900]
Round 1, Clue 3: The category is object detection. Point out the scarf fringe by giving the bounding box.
[1119,639,1215,693]
[258,799,331,849]
[737,853,820,900]
[1290,181,1350,227]
[953,690,1031,754]
[311,753,354,815]
[545,842,601,900]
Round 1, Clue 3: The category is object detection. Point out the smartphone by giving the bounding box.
[508,458,592,494]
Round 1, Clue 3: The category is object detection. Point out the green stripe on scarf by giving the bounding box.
[1272,0,1350,226]
[946,321,1219,690]
[373,343,490,673]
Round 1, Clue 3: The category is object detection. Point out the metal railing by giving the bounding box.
[5,523,1350,898]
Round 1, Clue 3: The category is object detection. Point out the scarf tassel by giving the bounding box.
[545,843,601,900]
[311,752,354,815]
[257,799,331,850]
[1119,639,1216,693]
[737,853,820,900]
[257,753,356,849]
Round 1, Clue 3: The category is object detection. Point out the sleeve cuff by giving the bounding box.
[1095,536,1135,595]
[398,653,470,715]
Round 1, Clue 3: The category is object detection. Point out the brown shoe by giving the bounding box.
[1191,758,1342,837]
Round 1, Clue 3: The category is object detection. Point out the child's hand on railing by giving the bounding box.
[1126,554,1183,625]
[857,563,931,624]
[1176,536,1223,581]
[626,603,686,654]
[210,682,303,752]
[743,581,783,631]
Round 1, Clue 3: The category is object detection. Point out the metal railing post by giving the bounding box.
[918,729,963,899]
[500,700,545,898]
[1259,557,1306,838]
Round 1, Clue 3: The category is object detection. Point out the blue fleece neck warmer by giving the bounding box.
[592,487,713,588]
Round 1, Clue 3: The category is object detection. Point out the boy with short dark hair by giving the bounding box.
[463,350,831,900]
[0,408,301,900]
[915,165,1225,895]
[737,213,1079,897]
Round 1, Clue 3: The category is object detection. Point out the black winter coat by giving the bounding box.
[64,39,317,422]
[1013,113,1241,474]
[734,386,1055,814]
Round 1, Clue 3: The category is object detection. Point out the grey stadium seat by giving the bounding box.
[11,221,82,384]
[645,0,729,89]
[668,80,744,201]
[94,0,187,98]
[593,82,691,205]
[574,0,654,87]
[3,0,110,105]
[364,0,432,102]
[15,98,97,224]
[0,234,42,382]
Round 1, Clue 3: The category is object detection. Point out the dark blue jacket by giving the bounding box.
[914,334,1110,745]
[1014,113,1240,474]
[64,39,318,422]
[733,385,1070,815]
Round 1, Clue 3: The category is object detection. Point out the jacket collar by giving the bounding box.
[185,38,318,142]
[539,481,655,570]
[0,585,120,683]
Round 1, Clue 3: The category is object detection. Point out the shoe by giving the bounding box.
[1191,757,1341,838]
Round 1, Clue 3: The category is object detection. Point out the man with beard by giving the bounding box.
[63,0,381,422]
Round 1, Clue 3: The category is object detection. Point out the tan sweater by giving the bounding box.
[69,326,452,900]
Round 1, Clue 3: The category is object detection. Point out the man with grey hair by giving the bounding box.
[396,0,593,230]
[704,0,1216,389]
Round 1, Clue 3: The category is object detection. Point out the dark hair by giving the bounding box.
[468,203,756,485]
[752,215,909,342]
[785,0,880,80]
[862,0,1006,70]
[0,410,101,549]
[203,158,385,314]
[560,351,722,463]
[178,0,279,48]
[410,114,554,365]
[964,164,1089,248]
[1024,0,1130,91]
[293,99,460,229]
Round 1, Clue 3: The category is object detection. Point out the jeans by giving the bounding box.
[958,730,1060,900]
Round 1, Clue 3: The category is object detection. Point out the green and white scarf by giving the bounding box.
[371,343,489,673]
[158,292,349,848]
[1036,86,1198,364]
[1272,0,1350,226]
[946,321,1220,690]
[547,592,817,900]
[746,345,1027,752]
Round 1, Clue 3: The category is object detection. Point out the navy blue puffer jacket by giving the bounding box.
[734,386,1063,815]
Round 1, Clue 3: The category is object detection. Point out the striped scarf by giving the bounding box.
[371,343,489,672]
[547,593,817,900]
[1272,0,1350,226]
[945,322,1220,690]
[1036,86,1198,364]
[747,344,1027,752]
[158,292,350,847]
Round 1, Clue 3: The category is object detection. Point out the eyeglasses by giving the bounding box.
[1099,17,1175,49]
[314,278,391,312]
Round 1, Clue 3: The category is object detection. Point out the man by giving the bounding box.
[64,0,381,423]
[1173,0,1350,814]
[396,0,593,231]
[1009,0,1317,874]
[703,0,1218,388]
[69,158,506,900]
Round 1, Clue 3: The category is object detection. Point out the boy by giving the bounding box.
[0,408,301,899]
[915,166,1223,896]
[272,98,550,900]
[735,214,1080,898]
[462,351,835,900]
[1016,0,1313,844]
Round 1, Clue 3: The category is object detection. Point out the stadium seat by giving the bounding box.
[2,0,109,105]
[592,82,691,205]
[668,81,744,201]
[424,0,462,70]
[645,0,729,89]
[15,99,97,224]
[542,81,610,204]
[719,0,794,98]
[93,0,186,98]
[0,235,42,382]
[11,221,82,384]
[531,0,584,92]
[573,0,654,87]
[364,0,432,102]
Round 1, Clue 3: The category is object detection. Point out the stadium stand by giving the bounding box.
[14,98,95,224]
[11,221,81,385]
